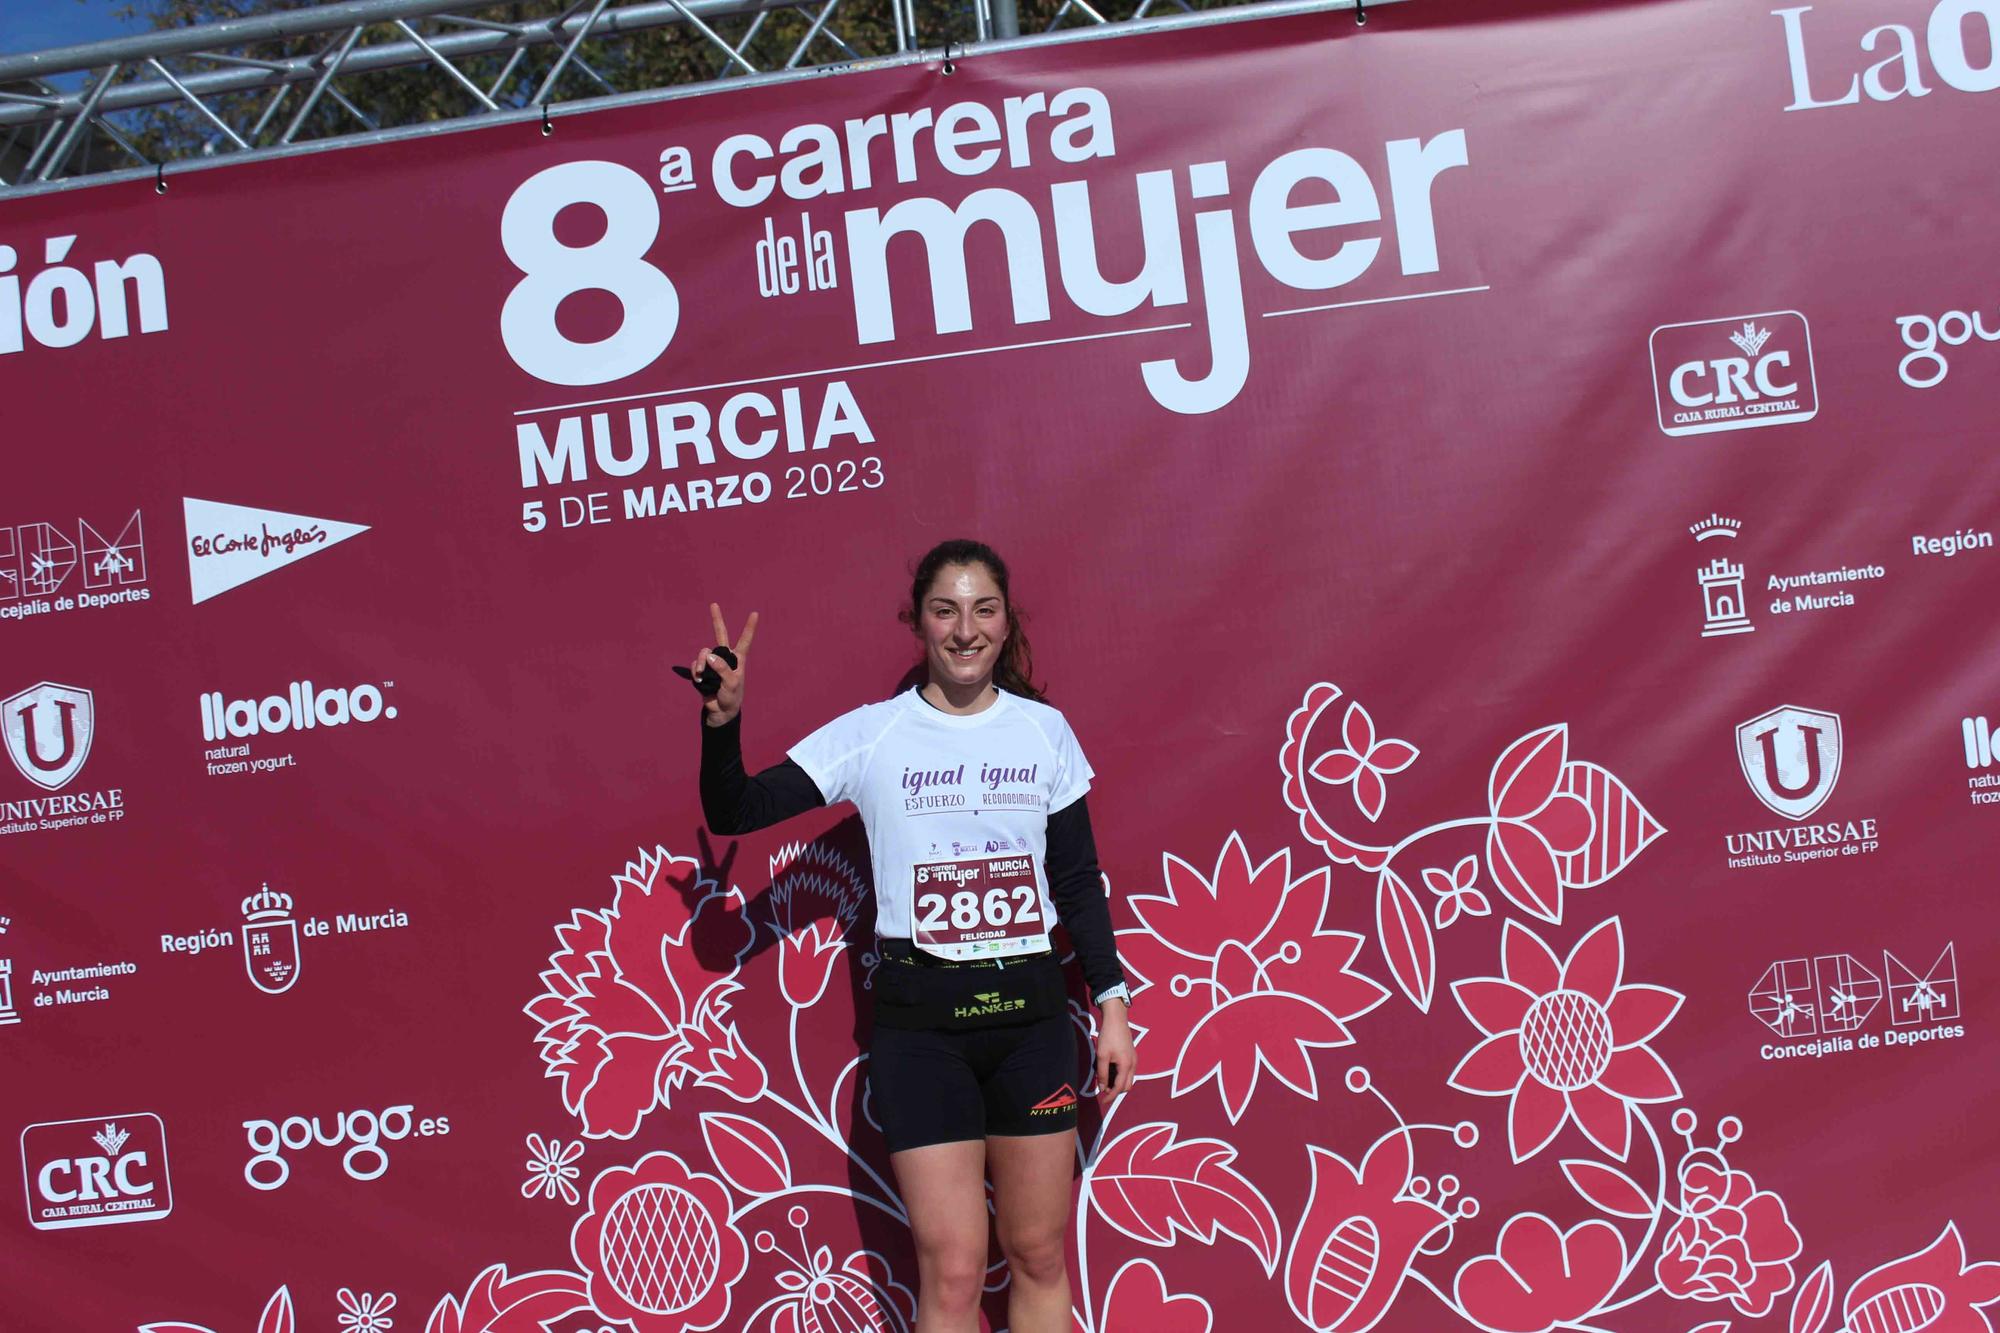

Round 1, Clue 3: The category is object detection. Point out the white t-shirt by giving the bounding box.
[788,686,1094,961]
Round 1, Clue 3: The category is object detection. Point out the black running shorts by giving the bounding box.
[867,944,1082,1152]
[869,1012,1081,1152]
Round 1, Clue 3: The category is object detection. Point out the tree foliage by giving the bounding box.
[102,0,1115,163]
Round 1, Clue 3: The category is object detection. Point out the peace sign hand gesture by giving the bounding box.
[687,604,758,728]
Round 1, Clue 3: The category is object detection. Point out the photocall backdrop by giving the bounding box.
[3,0,1996,1329]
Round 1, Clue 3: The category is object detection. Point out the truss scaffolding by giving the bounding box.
[0,0,1389,197]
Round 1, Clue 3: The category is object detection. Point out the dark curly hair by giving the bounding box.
[898,539,1044,701]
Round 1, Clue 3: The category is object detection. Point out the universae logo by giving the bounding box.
[1650,311,1818,436]
[2,682,94,792]
[1736,704,1841,820]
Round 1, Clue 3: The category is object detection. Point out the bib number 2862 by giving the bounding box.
[912,856,1045,959]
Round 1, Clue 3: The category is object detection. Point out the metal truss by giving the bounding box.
[0,0,1389,197]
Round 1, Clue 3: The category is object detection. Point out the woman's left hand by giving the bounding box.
[1094,1002,1137,1102]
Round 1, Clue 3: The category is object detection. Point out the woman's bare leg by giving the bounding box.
[987,1131,1078,1333]
[892,1140,990,1333]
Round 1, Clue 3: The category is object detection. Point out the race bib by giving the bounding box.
[910,855,1049,961]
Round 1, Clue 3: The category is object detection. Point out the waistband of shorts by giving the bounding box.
[877,937,1054,969]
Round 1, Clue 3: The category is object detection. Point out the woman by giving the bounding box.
[692,538,1135,1333]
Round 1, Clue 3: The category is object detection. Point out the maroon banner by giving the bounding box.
[4,0,1998,1330]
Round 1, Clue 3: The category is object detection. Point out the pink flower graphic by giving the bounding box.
[526,847,760,1140]
[1098,1259,1213,1332]
[1120,834,1388,1122]
[1448,918,1681,1161]
[767,841,865,1010]
[1454,1214,1626,1333]
[1285,1115,1463,1333]
[1483,726,1596,924]
[1840,1225,2000,1333]
[1423,856,1490,930]
[750,1206,916,1333]
[571,1152,749,1333]
[1656,1163,1802,1317]
[1308,703,1419,822]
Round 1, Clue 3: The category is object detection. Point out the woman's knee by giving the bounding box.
[996,1227,1068,1287]
[914,1237,988,1311]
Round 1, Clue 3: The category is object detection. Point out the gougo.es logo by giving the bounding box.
[1896,304,1998,388]
[241,1104,450,1190]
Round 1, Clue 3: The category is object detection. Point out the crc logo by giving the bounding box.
[1650,312,1818,436]
[242,1104,450,1190]
[0,510,145,601]
[1737,704,1842,820]
[20,1113,173,1230]
[2,681,95,791]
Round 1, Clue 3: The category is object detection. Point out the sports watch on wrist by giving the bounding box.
[1094,983,1132,1009]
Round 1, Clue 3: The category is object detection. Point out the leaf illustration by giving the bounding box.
[257,1289,293,1333]
[700,1112,793,1197]
[1374,869,1435,1011]
[1556,762,1665,889]
[1791,1260,1834,1333]
[1090,1122,1282,1275]
[1561,1158,1654,1219]
[1488,725,1568,819]
[425,1265,590,1333]
[1486,822,1563,923]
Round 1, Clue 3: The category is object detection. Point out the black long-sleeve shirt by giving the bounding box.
[700,713,1128,1002]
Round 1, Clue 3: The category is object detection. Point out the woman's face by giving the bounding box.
[919,562,1008,689]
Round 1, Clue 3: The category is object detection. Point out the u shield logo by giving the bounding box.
[2,682,95,791]
[1737,705,1842,820]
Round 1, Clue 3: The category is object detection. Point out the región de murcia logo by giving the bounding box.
[242,884,302,995]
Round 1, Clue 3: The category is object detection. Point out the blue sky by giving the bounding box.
[1,0,152,57]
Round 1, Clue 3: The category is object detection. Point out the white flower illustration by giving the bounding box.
[336,1289,396,1333]
[522,1132,584,1206]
